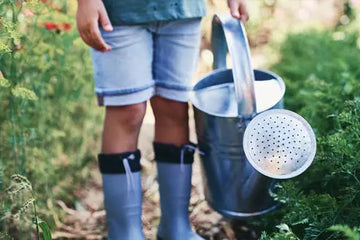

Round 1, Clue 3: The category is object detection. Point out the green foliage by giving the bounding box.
[38,220,52,240]
[260,30,360,239]
[272,31,360,134]
[0,77,11,88]
[260,224,300,240]
[329,225,360,240]
[11,86,38,101]
[2,175,51,240]
[0,0,102,238]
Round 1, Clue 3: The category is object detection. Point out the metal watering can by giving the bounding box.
[191,15,316,218]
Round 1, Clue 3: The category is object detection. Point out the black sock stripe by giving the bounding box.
[153,142,196,164]
[98,150,141,174]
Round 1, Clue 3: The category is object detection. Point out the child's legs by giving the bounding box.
[102,103,146,153]
[151,97,189,146]
[150,18,205,240]
[90,24,154,240]
[150,18,201,146]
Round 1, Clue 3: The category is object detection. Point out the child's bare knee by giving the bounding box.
[105,103,146,130]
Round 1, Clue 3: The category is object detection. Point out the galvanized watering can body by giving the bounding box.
[191,15,286,218]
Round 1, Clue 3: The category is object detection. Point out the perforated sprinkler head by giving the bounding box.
[243,109,316,179]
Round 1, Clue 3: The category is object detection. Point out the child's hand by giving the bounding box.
[227,0,249,23]
[76,0,113,52]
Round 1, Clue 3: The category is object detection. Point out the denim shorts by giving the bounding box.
[90,18,201,106]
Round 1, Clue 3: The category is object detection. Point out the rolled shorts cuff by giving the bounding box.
[96,86,154,106]
[154,82,192,102]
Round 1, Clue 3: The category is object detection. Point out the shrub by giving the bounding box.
[0,0,102,237]
[259,31,360,239]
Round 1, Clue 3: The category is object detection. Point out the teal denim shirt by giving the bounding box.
[103,0,207,25]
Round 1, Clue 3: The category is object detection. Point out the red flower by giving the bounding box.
[59,23,72,32]
[45,22,58,30]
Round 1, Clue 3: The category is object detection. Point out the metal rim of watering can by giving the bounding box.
[243,109,317,179]
[212,14,257,118]
[190,68,286,118]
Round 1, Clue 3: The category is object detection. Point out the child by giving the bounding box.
[76,0,249,239]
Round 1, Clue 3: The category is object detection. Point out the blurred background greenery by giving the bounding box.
[0,0,360,239]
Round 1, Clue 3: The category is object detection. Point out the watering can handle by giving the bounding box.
[211,14,257,118]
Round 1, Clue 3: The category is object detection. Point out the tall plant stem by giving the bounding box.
[19,102,26,175]
[31,192,40,240]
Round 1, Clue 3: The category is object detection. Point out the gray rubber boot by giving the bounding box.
[154,142,205,240]
[98,150,145,240]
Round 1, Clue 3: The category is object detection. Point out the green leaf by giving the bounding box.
[38,220,52,240]
[0,41,11,53]
[0,77,11,88]
[329,225,360,240]
[11,86,38,101]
